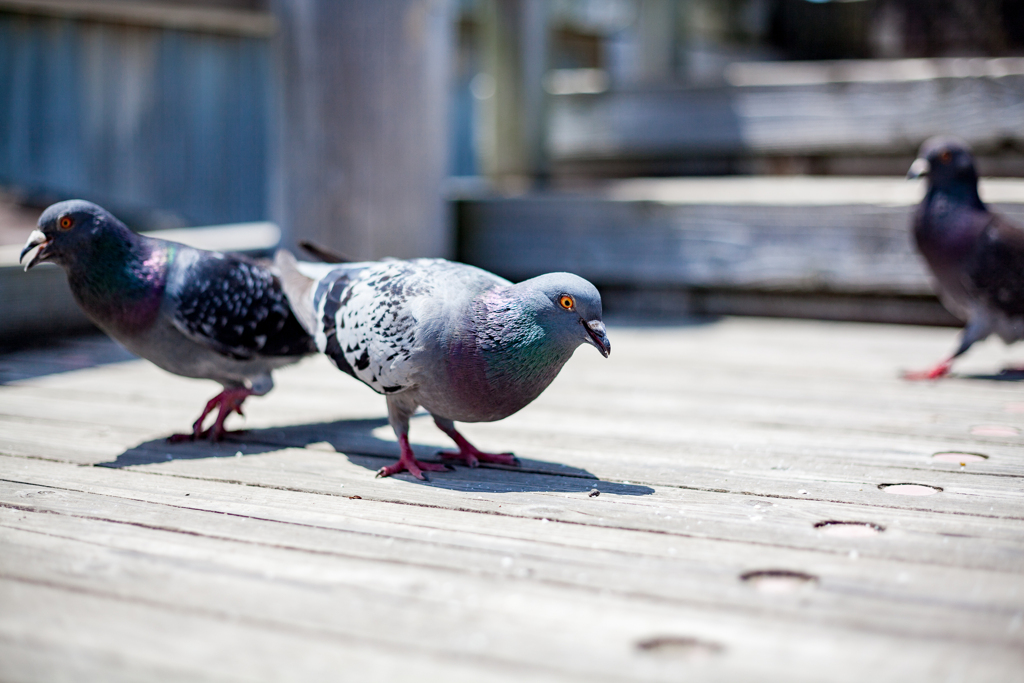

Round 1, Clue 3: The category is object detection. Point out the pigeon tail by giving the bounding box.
[274,249,319,335]
[299,240,352,263]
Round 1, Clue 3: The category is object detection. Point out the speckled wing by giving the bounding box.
[312,259,506,395]
[965,215,1024,317]
[167,246,315,360]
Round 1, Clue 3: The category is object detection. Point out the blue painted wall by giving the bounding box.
[0,12,272,226]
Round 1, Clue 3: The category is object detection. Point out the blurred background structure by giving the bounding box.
[2,0,1024,340]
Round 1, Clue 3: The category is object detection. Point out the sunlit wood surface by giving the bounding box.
[1,316,1022,682]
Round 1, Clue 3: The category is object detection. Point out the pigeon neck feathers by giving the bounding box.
[454,285,578,409]
[66,225,169,334]
[925,181,985,215]
[915,172,990,261]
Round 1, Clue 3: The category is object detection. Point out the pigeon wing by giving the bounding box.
[311,260,433,394]
[965,214,1024,317]
[313,259,507,395]
[168,248,315,360]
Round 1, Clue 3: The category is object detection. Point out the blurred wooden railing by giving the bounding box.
[548,58,1024,178]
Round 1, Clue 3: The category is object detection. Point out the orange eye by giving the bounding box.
[939,151,953,164]
[559,295,574,310]
[58,216,73,230]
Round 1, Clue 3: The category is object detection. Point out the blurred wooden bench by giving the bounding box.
[459,176,1024,325]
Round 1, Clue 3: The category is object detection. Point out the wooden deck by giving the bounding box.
[1,316,1023,682]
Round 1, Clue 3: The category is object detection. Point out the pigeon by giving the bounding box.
[20,200,316,439]
[276,250,611,479]
[904,137,1024,379]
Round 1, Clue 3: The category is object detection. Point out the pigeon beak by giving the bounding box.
[583,319,611,358]
[20,229,51,272]
[907,157,930,179]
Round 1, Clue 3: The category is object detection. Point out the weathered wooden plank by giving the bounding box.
[6,444,1024,581]
[4,551,1013,683]
[0,580,549,683]
[1,482,1021,673]
[3,455,1023,578]
[1,499,1019,663]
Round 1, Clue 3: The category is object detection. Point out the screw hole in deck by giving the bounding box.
[814,521,884,537]
[740,569,818,594]
[636,636,724,660]
[878,483,942,495]
[932,451,988,465]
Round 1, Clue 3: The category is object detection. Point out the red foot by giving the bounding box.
[376,435,451,480]
[435,423,519,468]
[902,359,952,381]
[168,387,253,443]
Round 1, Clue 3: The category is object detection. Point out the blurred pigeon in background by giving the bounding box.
[20,200,316,439]
[277,250,611,479]
[905,137,1024,379]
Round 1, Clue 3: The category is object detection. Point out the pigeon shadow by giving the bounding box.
[955,368,1024,382]
[98,416,655,497]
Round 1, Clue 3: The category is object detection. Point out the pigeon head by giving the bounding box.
[20,200,132,272]
[908,137,978,189]
[515,272,611,358]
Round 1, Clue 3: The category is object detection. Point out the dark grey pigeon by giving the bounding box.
[20,200,316,439]
[905,137,1024,379]
[277,250,611,480]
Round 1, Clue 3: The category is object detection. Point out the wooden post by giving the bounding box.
[270,0,453,260]
[635,0,678,84]
[477,0,549,187]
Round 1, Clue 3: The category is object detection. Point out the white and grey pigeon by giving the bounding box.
[905,137,1024,379]
[20,200,316,440]
[277,250,611,479]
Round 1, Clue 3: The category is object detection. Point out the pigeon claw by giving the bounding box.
[167,432,197,444]
[431,420,521,469]
[167,387,254,443]
[439,449,518,468]
[376,457,450,480]
[902,359,953,381]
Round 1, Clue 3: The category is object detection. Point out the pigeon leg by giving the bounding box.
[206,387,253,441]
[903,320,988,381]
[902,357,954,381]
[376,394,449,480]
[433,416,519,468]
[169,393,223,441]
[168,387,252,442]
